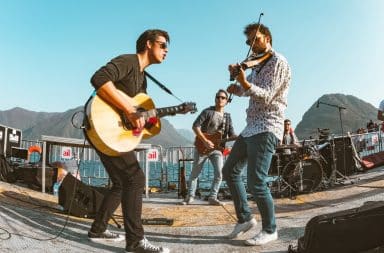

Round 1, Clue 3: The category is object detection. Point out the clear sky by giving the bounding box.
[1,0,384,133]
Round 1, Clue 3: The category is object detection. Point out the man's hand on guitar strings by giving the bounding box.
[204,139,215,149]
[126,111,145,130]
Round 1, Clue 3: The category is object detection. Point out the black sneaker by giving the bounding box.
[88,229,125,242]
[125,237,170,253]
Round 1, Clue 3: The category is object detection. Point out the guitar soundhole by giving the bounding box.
[120,113,133,130]
[120,112,158,132]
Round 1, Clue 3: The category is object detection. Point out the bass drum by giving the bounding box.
[282,158,324,193]
[269,152,297,176]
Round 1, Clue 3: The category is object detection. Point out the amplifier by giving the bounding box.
[319,136,355,177]
[5,127,22,157]
[11,147,29,160]
[0,124,6,155]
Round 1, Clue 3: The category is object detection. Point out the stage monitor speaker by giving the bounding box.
[58,173,105,218]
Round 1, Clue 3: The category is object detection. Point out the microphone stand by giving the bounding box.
[317,101,353,185]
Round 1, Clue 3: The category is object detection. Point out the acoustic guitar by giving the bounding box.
[194,132,237,155]
[85,91,196,156]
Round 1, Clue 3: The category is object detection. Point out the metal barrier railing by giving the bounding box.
[350,130,383,158]
[15,140,240,195]
[12,125,384,197]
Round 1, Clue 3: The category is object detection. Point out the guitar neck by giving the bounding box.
[156,105,186,117]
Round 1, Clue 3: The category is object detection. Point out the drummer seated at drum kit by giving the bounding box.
[279,119,300,154]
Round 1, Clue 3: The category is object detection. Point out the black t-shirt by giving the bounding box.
[90,54,147,96]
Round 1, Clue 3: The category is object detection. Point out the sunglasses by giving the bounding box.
[216,96,227,100]
[154,41,168,49]
[246,36,261,45]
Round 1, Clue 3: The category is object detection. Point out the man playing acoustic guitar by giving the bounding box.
[86,29,171,253]
[181,89,237,205]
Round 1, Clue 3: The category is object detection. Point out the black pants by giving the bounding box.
[90,150,145,245]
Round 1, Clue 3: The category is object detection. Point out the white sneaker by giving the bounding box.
[208,197,224,206]
[125,237,170,253]
[227,218,257,239]
[244,230,278,246]
[88,229,125,242]
[180,196,194,205]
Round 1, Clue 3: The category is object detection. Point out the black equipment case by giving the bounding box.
[289,201,384,253]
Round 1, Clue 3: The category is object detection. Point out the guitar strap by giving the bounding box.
[222,113,228,138]
[144,71,184,103]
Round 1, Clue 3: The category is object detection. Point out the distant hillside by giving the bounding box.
[0,107,192,148]
[177,128,195,143]
[2,93,377,146]
[295,94,378,139]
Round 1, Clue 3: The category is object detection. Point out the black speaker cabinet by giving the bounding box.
[58,173,105,218]
[0,125,6,155]
[5,127,22,157]
[320,137,355,178]
[11,147,29,160]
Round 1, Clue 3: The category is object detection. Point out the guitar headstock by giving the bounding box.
[180,102,197,114]
[156,102,197,117]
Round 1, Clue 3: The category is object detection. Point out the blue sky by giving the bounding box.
[1,0,384,133]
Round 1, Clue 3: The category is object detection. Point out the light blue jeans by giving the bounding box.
[187,149,223,199]
[223,132,278,233]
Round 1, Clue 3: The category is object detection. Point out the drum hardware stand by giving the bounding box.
[317,100,354,185]
[297,160,305,192]
[274,153,297,198]
[289,159,308,193]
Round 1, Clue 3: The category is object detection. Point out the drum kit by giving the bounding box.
[269,137,340,197]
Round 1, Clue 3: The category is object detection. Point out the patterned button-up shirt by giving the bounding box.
[235,49,291,141]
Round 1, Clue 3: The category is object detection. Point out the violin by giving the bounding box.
[229,51,272,81]
[240,51,273,69]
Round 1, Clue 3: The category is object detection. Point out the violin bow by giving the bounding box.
[246,12,264,58]
[228,12,264,104]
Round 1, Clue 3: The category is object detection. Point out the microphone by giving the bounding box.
[316,100,320,108]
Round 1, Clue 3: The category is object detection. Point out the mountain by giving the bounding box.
[2,93,377,146]
[141,119,193,147]
[295,93,378,139]
[177,128,195,143]
[0,107,192,148]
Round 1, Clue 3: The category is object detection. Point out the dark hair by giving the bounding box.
[136,29,170,53]
[216,89,229,99]
[244,23,272,46]
[284,119,291,124]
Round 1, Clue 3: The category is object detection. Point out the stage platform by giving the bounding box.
[1,166,384,252]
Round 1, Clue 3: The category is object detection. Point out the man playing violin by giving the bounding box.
[223,23,291,246]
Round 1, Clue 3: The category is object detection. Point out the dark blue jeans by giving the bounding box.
[223,132,278,233]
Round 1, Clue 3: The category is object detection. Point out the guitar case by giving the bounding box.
[288,201,384,253]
